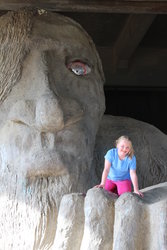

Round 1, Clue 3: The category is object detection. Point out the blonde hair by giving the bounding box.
[115,135,134,159]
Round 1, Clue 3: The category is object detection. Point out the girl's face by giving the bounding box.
[117,139,131,159]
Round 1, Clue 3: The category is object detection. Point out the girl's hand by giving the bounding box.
[134,190,144,197]
[94,184,105,188]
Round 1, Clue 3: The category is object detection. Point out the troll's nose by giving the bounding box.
[36,94,64,132]
[8,93,83,131]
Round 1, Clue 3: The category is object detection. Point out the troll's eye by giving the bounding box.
[67,61,91,76]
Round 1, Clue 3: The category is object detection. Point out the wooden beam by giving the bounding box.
[0,1,167,14]
[98,46,131,72]
[111,14,156,72]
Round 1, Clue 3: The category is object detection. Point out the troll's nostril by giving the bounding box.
[36,94,64,132]
[8,100,35,126]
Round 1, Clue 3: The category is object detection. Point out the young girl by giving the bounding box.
[96,135,143,197]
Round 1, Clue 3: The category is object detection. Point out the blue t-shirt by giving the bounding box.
[104,148,136,181]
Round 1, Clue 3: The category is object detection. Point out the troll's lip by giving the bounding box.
[24,150,69,178]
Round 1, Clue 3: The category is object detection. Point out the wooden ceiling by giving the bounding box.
[0,0,167,87]
[0,1,167,14]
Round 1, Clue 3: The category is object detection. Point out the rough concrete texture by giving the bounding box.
[53,193,85,250]
[80,188,117,250]
[53,183,167,250]
[0,9,166,250]
[113,182,167,250]
[0,9,105,249]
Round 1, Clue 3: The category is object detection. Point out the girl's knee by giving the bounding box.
[105,179,116,192]
[117,180,132,196]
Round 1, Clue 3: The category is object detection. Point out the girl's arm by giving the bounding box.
[130,169,144,197]
[95,159,111,188]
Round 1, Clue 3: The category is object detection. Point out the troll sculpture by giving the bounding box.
[0,9,166,250]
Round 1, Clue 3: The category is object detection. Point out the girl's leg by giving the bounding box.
[116,180,132,196]
[104,179,117,194]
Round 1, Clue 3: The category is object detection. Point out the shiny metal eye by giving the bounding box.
[67,61,91,76]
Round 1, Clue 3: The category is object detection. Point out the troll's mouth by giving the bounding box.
[24,150,69,178]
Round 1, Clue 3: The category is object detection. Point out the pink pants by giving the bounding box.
[105,179,132,196]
